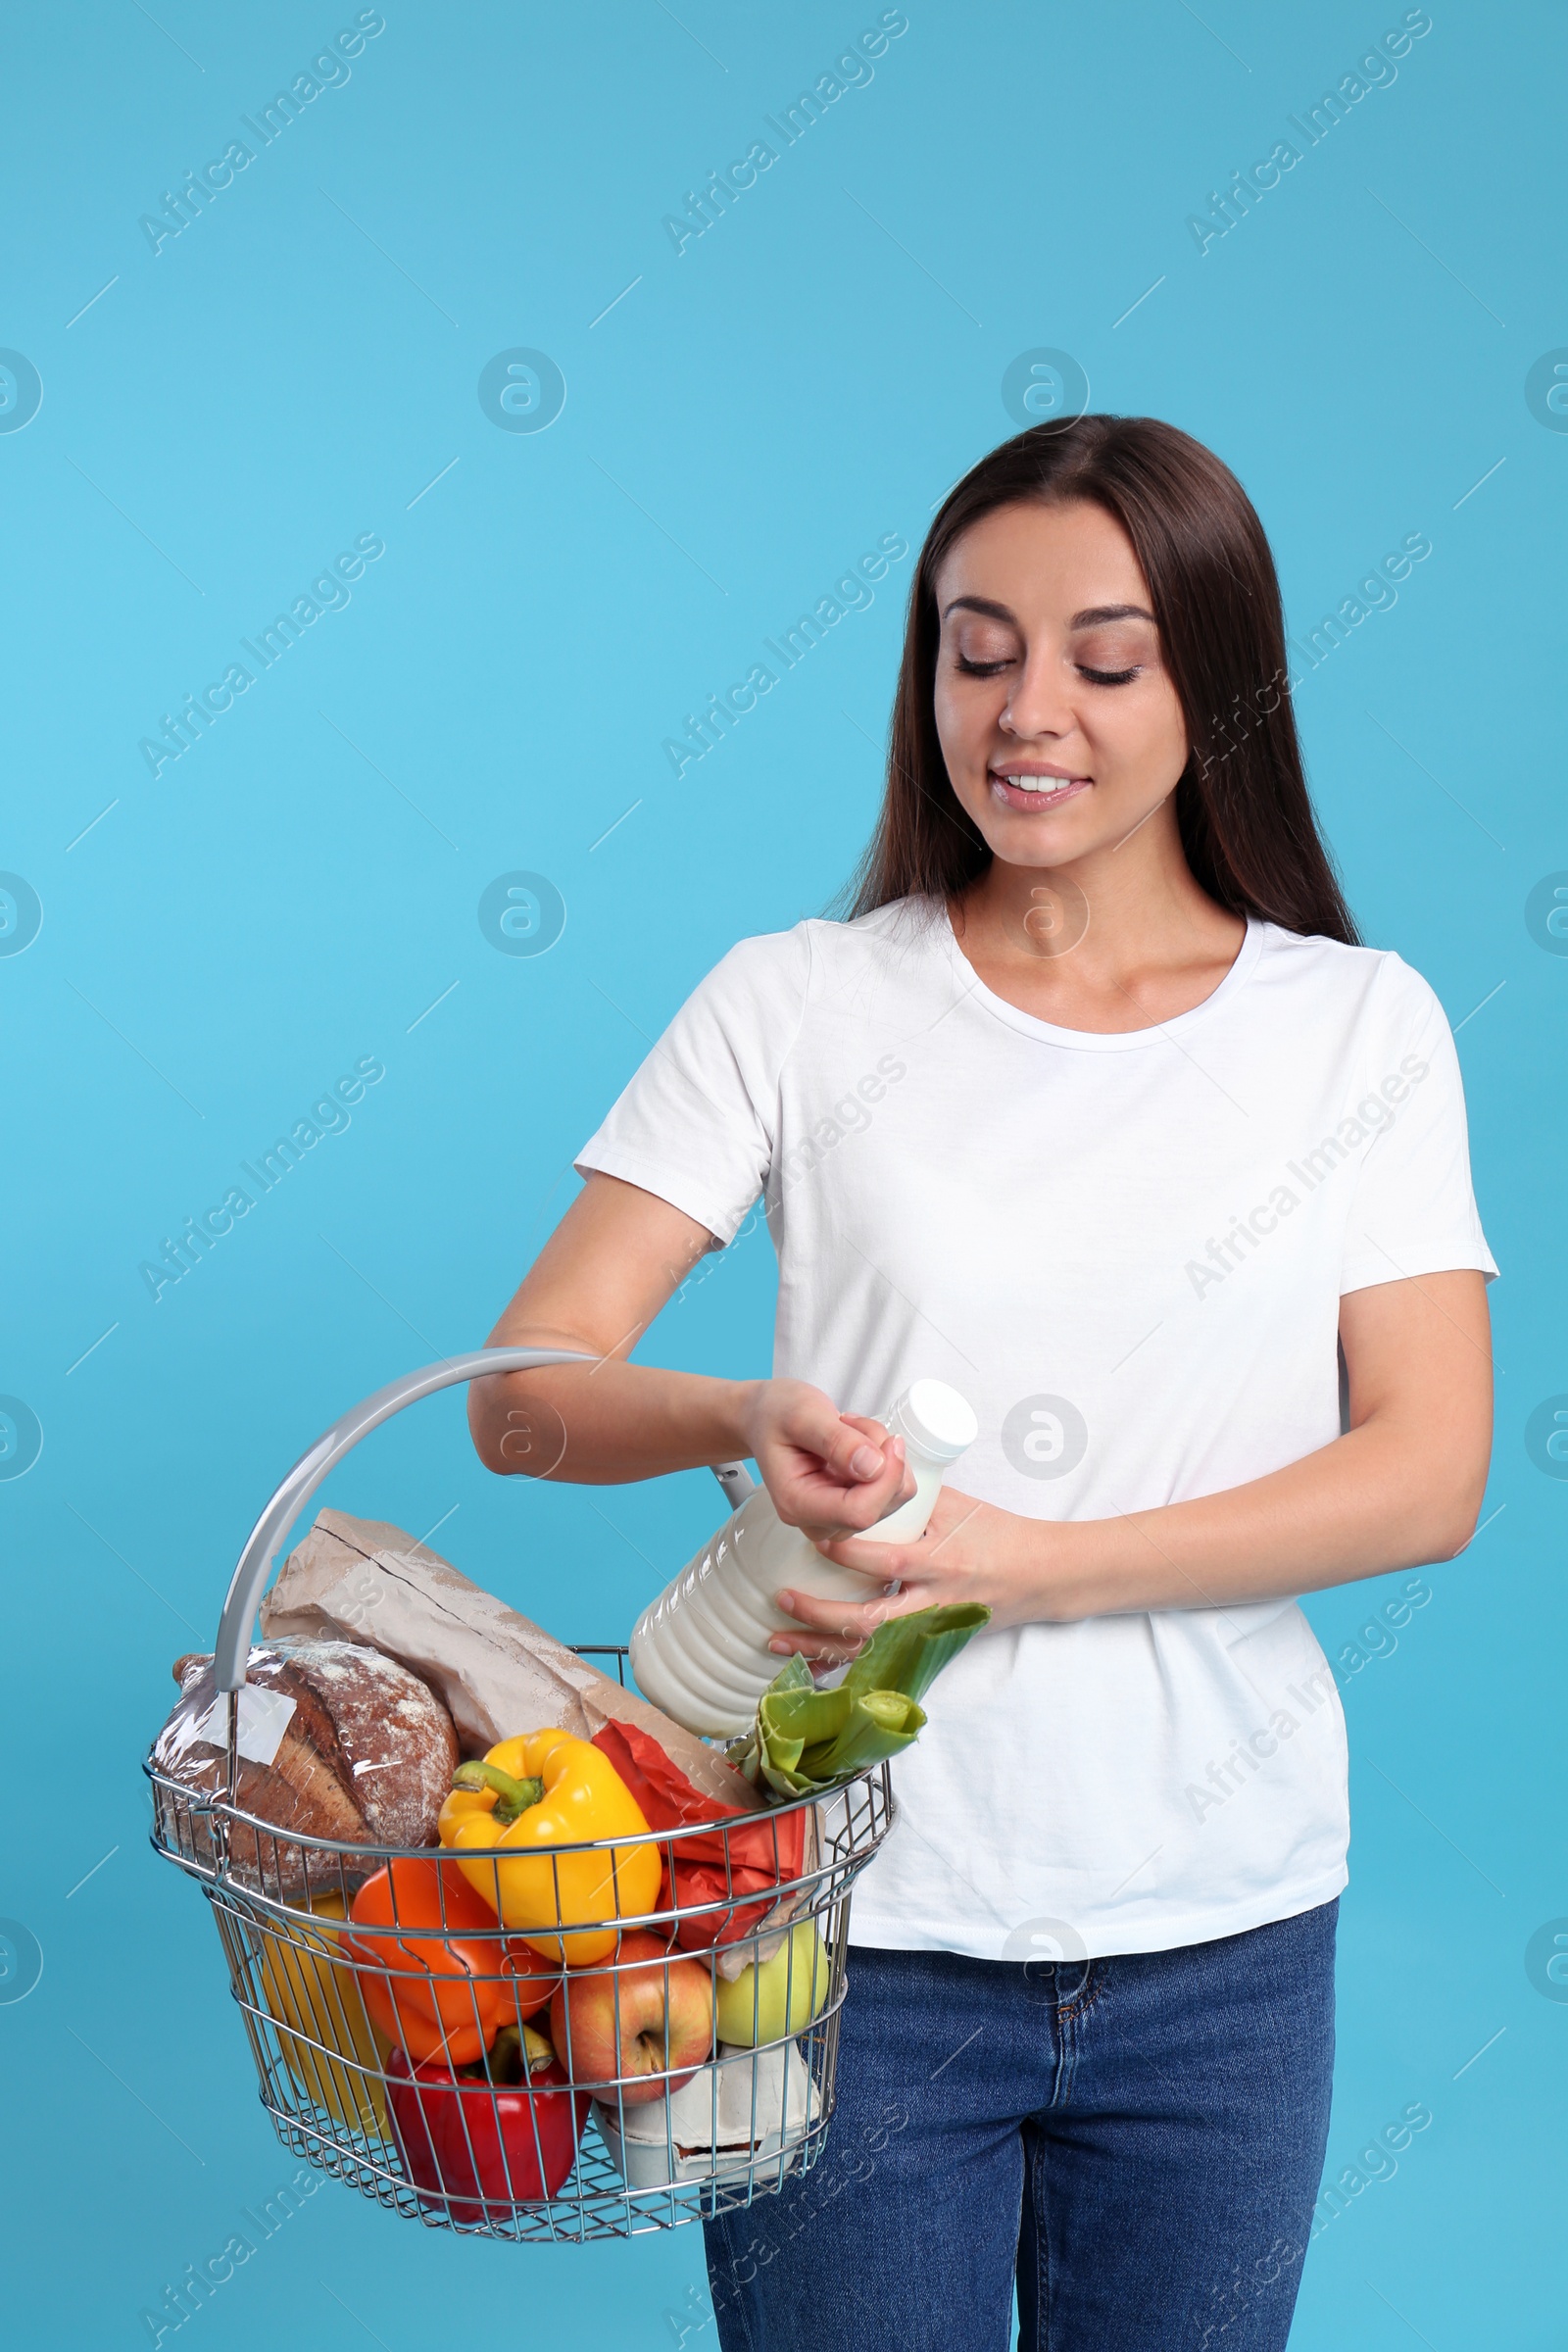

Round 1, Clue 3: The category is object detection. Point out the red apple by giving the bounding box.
[550,1931,713,2106]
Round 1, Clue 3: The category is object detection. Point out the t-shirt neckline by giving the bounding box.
[935,904,1267,1052]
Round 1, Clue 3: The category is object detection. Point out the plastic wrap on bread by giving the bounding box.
[151,1637,459,1897]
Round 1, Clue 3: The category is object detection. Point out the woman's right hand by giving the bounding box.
[470,1177,920,1525]
[739,1380,915,1543]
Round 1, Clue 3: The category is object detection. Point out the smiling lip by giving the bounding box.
[990,768,1091,809]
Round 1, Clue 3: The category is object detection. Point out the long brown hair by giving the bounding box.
[845,415,1359,945]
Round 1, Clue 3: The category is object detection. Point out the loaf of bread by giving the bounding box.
[153,1638,459,1896]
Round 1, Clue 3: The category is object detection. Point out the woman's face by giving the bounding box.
[932,498,1190,872]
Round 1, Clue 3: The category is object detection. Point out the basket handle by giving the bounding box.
[213,1346,596,1693]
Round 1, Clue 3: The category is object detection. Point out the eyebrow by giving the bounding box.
[941,596,1156,628]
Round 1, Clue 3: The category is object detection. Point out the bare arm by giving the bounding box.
[778,1269,1494,1654]
[467,1171,915,1533]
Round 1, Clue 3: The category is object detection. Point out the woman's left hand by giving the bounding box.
[770,1485,1056,1661]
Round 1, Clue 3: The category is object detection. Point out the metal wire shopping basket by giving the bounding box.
[145,1348,896,2242]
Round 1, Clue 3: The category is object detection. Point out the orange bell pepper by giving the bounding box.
[346,1856,557,2065]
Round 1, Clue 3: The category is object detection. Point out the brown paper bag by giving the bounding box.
[260,1507,764,1813]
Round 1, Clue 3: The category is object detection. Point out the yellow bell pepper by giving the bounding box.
[256,1894,393,2135]
[438,1730,662,1966]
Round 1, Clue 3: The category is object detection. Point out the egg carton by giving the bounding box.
[593,2041,820,2191]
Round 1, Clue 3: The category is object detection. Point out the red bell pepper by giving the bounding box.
[346,1856,557,2066]
[387,2028,588,2220]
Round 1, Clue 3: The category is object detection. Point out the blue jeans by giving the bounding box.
[704,1901,1337,2352]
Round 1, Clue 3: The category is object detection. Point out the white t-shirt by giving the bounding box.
[575,902,1495,1960]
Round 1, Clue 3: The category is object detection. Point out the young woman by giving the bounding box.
[468,416,1494,2352]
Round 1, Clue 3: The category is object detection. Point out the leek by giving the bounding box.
[728,1603,990,1798]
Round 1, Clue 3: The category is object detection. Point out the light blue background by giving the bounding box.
[2,3,1562,2344]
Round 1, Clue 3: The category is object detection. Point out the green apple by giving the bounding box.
[715,1921,829,2047]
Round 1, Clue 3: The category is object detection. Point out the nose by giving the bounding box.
[1001,648,1078,743]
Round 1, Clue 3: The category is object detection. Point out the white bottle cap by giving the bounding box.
[885,1379,978,1464]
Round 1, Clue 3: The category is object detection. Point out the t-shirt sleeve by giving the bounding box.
[573,925,812,1246]
[1339,955,1498,1296]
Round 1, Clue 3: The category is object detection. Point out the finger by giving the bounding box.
[811,1533,916,1577]
[838,1415,899,1454]
[786,1401,894,1487]
[837,1420,918,1514]
[765,1631,866,1664]
[794,1440,910,1535]
[774,1588,899,1643]
[770,1586,931,1653]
